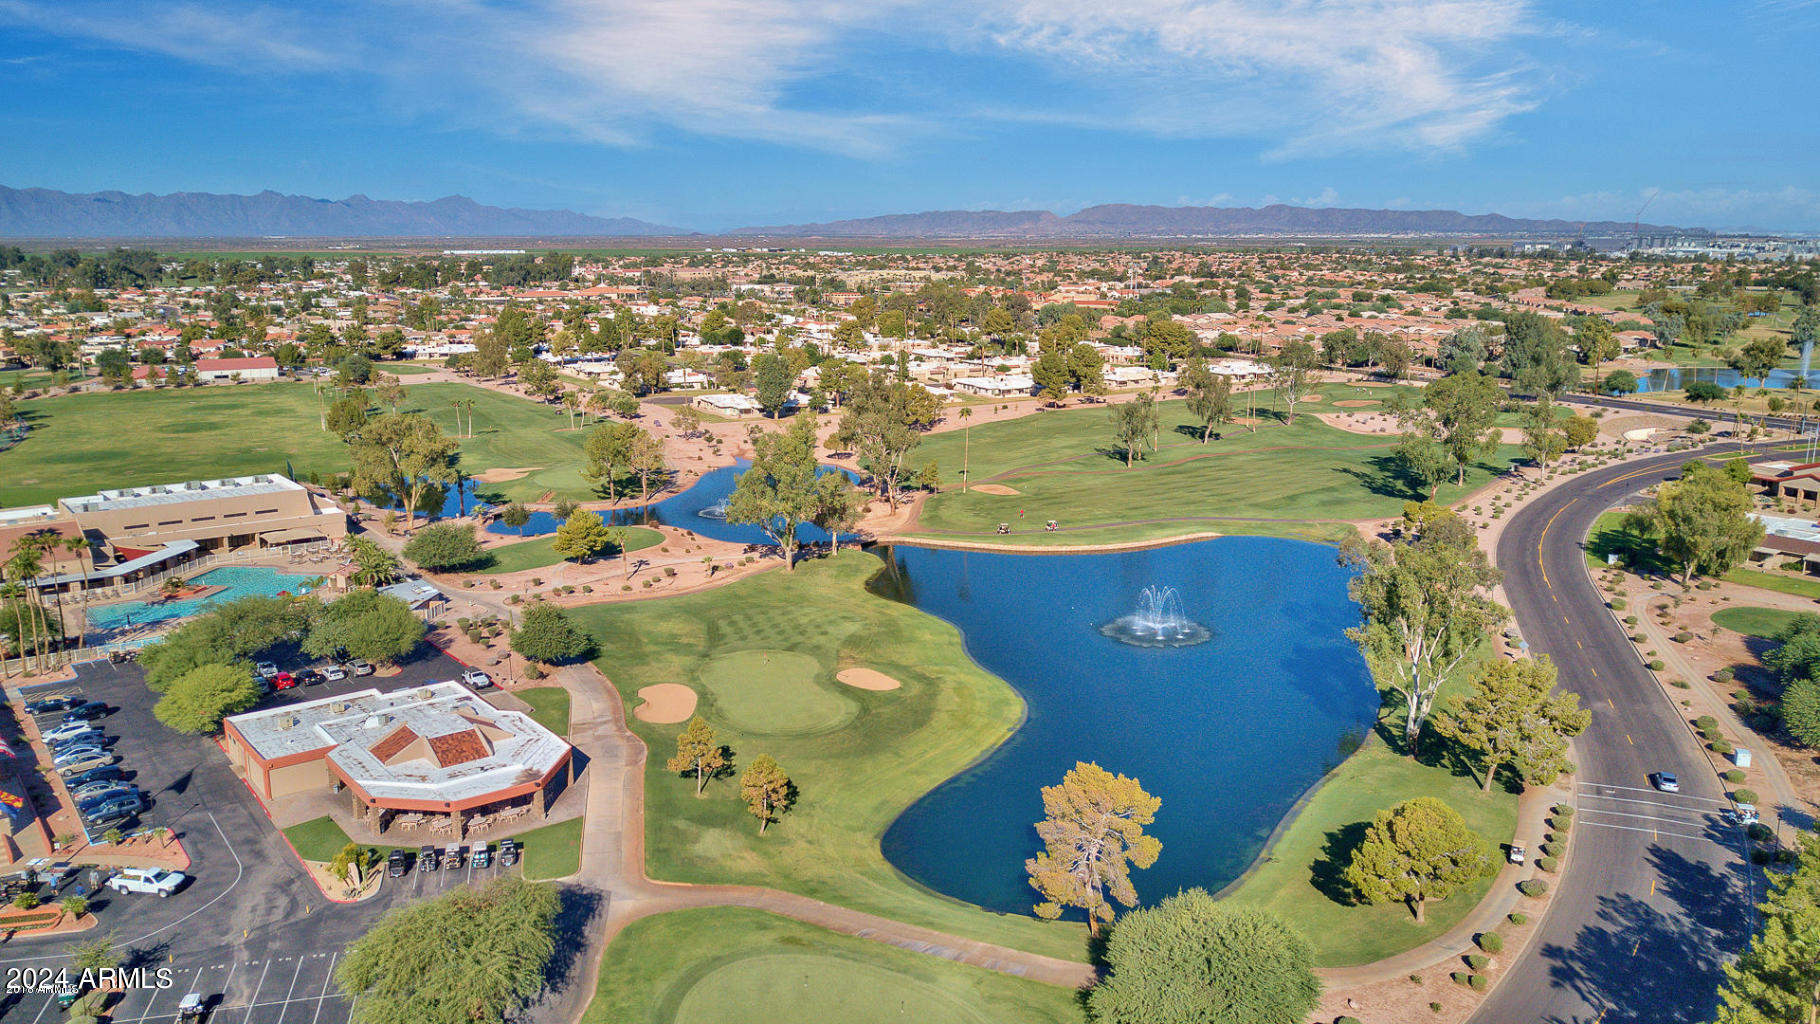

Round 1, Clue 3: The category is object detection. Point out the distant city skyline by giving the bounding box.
[3,1,1817,231]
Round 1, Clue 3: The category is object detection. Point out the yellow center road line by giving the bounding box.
[1608,698,1615,709]
[1627,734,1634,745]
[1590,667,1597,677]
[1576,639,1583,649]
[1633,939,1641,956]
[1651,879,1657,895]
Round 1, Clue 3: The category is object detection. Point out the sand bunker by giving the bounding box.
[474,467,539,483]
[1230,416,1262,425]
[837,668,902,691]
[1300,394,1324,402]
[1351,380,1396,387]
[970,484,1021,496]
[1332,400,1380,408]
[633,684,698,723]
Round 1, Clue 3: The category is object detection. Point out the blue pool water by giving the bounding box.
[484,460,860,547]
[874,537,1378,915]
[87,566,318,632]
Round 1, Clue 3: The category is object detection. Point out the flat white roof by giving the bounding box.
[62,474,304,515]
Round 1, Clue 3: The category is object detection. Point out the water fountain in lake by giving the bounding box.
[1099,585,1212,648]
[698,495,731,520]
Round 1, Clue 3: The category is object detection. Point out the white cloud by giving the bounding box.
[1293,187,1341,207]
[1503,186,1820,230]
[1,0,1551,158]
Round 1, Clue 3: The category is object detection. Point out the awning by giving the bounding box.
[259,528,328,545]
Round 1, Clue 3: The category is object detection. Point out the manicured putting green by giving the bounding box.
[672,954,996,1024]
[696,649,856,736]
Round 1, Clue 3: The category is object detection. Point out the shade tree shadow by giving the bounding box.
[1310,820,1371,906]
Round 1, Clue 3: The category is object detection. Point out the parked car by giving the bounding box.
[85,793,145,822]
[255,662,279,679]
[78,787,141,813]
[63,764,125,788]
[44,721,105,745]
[387,849,408,877]
[106,867,185,898]
[296,669,323,686]
[177,992,209,1020]
[1655,771,1680,793]
[320,665,347,682]
[419,845,440,872]
[49,729,107,752]
[350,660,375,677]
[271,672,299,691]
[60,700,110,723]
[460,669,493,689]
[24,695,77,715]
[498,838,519,867]
[444,843,463,869]
[53,744,112,768]
[471,843,491,869]
[55,751,118,775]
[87,806,140,830]
[71,780,135,801]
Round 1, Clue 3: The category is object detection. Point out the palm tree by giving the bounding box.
[62,535,90,649]
[161,576,187,601]
[958,406,973,492]
[4,546,48,671]
[0,579,27,674]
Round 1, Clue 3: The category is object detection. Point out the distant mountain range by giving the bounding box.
[730,203,1691,238]
[0,186,685,238]
[0,185,1693,239]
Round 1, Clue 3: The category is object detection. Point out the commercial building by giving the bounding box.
[223,682,574,840]
[59,474,347,562]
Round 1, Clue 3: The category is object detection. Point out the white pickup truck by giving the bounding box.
[107,867,186,898]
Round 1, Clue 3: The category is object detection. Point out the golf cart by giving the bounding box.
[419,844,440,872]
[1507,840,1526,865]
[177,992,209,1020]
[387,849,407,878]
[498,838,519,867]
[1727,804,1761,826]
[471,842,491,869]
[54,982,82,1010]
[445,843,464,870]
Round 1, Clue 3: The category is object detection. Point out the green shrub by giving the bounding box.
[1430,1002,1444,1013]
[1465,954,1489,971]
[1508,912,1528,926]
[1469,974,1488,991]
[1736,788,1760,805]
[1748,823,1774,843]
[1673,631,1694,643]
[1519,879,1549,897]
[1753,848,1772,865]
[1722,769,1746,783]
[1715,667,1735,683]
[1712,739,1735,756]
[1624,614,1639,625]
[1669,678,1691,689]
[1696,714,1720,731]
[1477,931,1504,953]
[1609,597,1627,611]
[1338,1018,1361,1024]
[1451,972,1470,986]
[1537,856,1558,873]
[1540,842,1560,859]
[1648,659,1666,671]
[1554,804,1573,818]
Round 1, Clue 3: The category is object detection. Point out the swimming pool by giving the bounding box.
[86,566,318,633]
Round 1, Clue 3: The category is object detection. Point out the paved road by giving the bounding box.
[1471,446,1778,1024]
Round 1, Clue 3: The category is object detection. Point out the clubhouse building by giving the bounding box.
[223,682,574,840]
[0,474,349,593]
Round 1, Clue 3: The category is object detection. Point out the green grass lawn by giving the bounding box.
[1711,606,1805,638]
[475,526,664,574]
[282,816,362,862]
[910,382,1519,544]
[517,815,585,880]
[515,686,572,736]
[0,379,601,506]
[1585,510,1672,573]
[584,908,1082,1024]
[1223,648,1517,966]
[567,552,1085,962]
[1724,567,1820,601]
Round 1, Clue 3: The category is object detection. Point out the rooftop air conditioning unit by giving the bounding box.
[330,701,350,713]
[278,714,297,730]
[363,714,385,729]
[417,688,434,700]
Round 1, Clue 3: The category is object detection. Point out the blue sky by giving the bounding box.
[2,0,1817,231]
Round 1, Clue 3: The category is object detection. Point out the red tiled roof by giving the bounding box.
[426,729,490,768]
[370,725,419,763]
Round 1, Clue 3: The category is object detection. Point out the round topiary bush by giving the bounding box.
[1451,972,1471,986]
[1465,954,1489,971]
[1477,931,1504,953]
[1508,912,1529,926]
[1519,879,1549,897]
[1537,856,1558,873]
[1748,823,1774,843]
[1712,739,1735,756]
[1715,667,1735,683]
[1555,804,1573,818]
[1736,789,1760,805]
[1753,848,1772,865]
[1722,769,1746,784]
[1696,715,1720,731]
[1648,659,1666,672]
[1609,597,1627,611]
[1430,1002,1444,1013]
[1338,1018,1362,1024]
[1624,614,1639,625]
[1673,631,1694,643]
[1469,975,1488,992]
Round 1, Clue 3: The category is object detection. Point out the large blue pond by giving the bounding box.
[874,537,1379,916]
[478,460,859,547]
[1634,366,1820,393]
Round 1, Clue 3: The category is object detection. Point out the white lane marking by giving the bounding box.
[269,955,307,1024]
[237,958,273,1024]
[1580,807,1720,828]
[9,812,246,963]
[1580,794,1723,816]
[28,991,55,1024]
[1578,783,1728,805]
[1577,820,1714,843]
[309,952,339,1024]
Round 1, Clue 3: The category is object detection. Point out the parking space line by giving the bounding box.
[310,953,339,1024]
[1581,807,1718,828]
[236,958,273,1024]
[268,956,306,1024]
[1578,819,1714,843]
[1580,793,1721,815]
[28,990,56,1024]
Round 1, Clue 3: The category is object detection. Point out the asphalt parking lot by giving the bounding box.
[21,677,170,845]
[8,951,352,1024]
